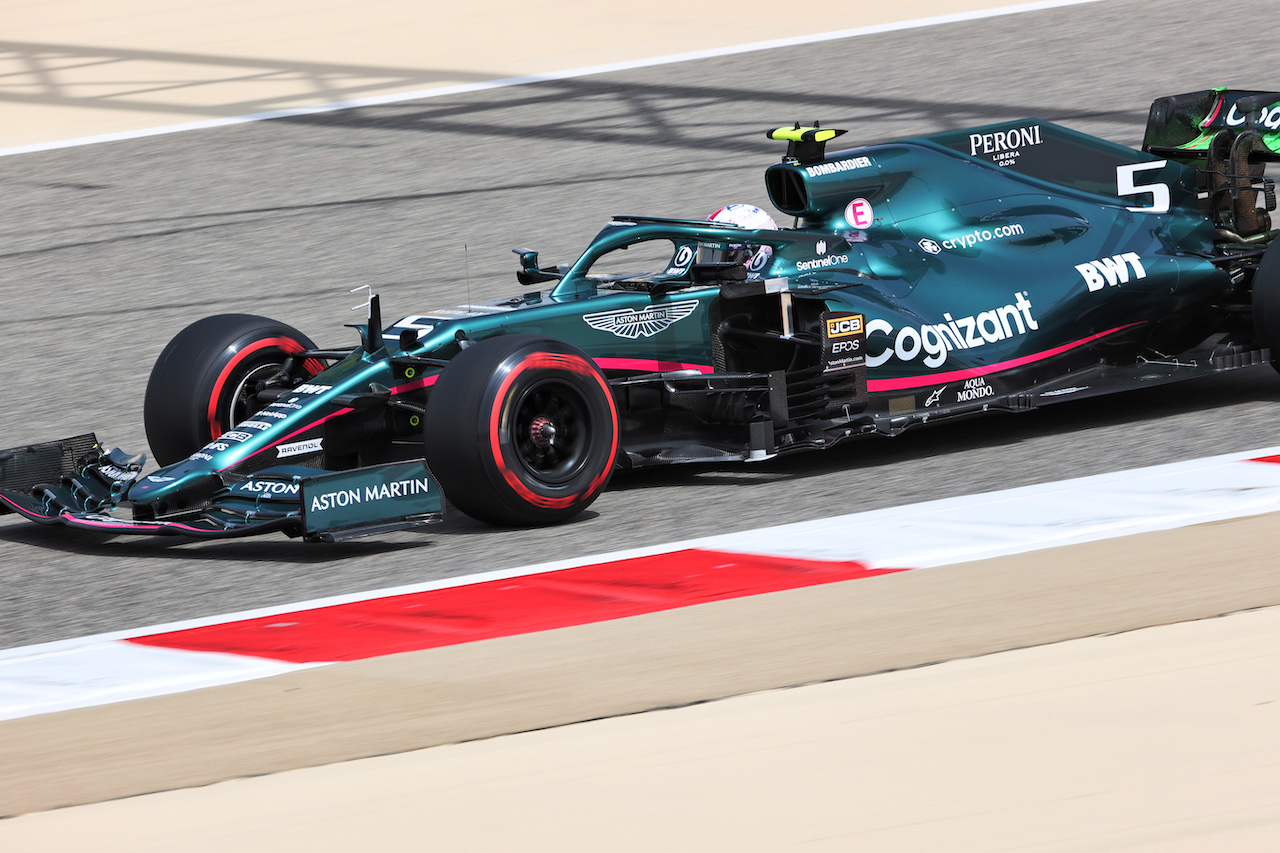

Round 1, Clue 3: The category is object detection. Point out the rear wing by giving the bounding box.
[1142,89,1280,236]
[1143,89,1280,161]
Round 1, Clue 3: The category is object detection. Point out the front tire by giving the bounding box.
[144,314,320,466]
[424,335,619,526]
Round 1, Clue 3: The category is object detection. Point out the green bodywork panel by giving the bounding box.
[300,460,442,535]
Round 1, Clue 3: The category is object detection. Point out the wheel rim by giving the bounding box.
[225,361,284,429]
[508,379,592,484]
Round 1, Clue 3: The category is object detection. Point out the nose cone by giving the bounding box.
[126,459,218,504]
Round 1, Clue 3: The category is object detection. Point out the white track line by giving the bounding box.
[0,0,1108,159]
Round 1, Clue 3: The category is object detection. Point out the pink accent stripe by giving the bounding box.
[128,549,909,663]
[59,515,205,534]
[393,326,1133,393]
[866,323,1145,392]
[1249,454,1280,464]
[222,407,355,469]
[0,496,206,535]
[1202,95,1224,128]
[389,374,439,394]
[595,357,714,374]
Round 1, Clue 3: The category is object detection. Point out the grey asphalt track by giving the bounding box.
[2,0,1278,648]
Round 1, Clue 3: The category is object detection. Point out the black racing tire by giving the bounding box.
[1253,240,1280,373]
[144,314,320,466]
[424,335,619,526]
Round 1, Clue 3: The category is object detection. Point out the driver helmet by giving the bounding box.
[701,204,778,277]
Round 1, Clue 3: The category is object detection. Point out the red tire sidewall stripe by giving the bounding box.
[487,352,618,510]
[206,336,308,440]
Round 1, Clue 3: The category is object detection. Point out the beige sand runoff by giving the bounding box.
[3,0,1055,149]
[1,594,1278,850]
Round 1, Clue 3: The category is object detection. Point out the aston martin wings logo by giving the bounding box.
[582,300,699,339]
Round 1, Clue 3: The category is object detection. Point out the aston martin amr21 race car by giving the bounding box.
[3,88,1280,540]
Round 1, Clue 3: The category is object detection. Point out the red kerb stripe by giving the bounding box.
[128,550,907,662]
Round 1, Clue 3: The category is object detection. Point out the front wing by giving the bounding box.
[0,435,444,541]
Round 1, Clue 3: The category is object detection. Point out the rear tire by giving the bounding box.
[144,314,320,466]
[1252,241,1280,373]
[424,335,618,526]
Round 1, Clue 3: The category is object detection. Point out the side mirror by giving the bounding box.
[512,247,560,285]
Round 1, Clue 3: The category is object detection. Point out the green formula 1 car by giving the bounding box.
[3,87,1279,539]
